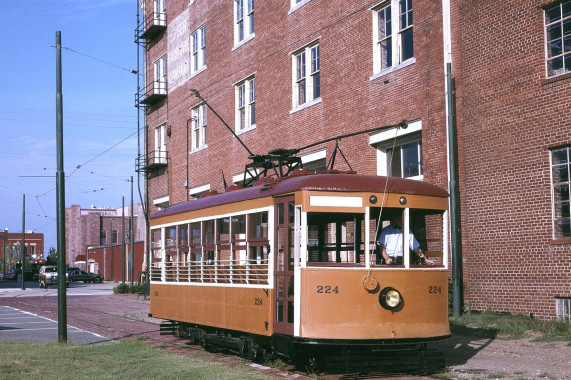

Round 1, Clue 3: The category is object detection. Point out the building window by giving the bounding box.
[293,42,320,109]
[154,0,166,24]
[550,146,571,239]
[236,76,255,131]
[289,0,311,13]
[154,55,167,94]
[155,124,167,164]
[370,119,423,180]
[191,104,207,150]
[191,25,206,74]
[112,230,118,244]
[544,1,571,77]
[373,0,414,74]
[189,183,210,199]
[556,297,571,321]
[234,0,254,46]
[301,149,327,172]
[100,229,107,245]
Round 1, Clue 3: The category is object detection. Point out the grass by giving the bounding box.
[0,340,272,380]
[449,311,571,342]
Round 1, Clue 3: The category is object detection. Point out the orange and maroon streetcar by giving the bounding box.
[148,157,450,365]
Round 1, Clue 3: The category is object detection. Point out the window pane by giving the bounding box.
[548,56,564,75]
[546,5,561,24]
[249,212,268,238]
[549,38,563,57]
[402,141,420,177]
[563,18,571,36]
[381,39,392,69]
[548,24,562,41]
[379,7,391,39]
[297,52,305,80]
[389,147,402,177]
[313,72,320,99]
[298,79,306,104]
[311,45,320,73]
[401,28,414,60]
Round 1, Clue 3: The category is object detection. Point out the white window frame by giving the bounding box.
[370,119,423,180]
[189,183,210,199]
[191,25,206,75]
[544,1,571,78]
[301,149,326,172]
[154,55,167,95]
[191,104,207,151]
[291,41,320,111]
[234,0,255,48]
[372,0,415,77]
[549,146,571,239]
[235,76,256,132]
[289,0,311,14]
[154,0,166,25]
[154,123,167,164]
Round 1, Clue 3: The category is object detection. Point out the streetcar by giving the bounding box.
[148,161,450,365]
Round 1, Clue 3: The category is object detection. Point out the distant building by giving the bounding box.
[65,204,146,280]
[1,229,45,271]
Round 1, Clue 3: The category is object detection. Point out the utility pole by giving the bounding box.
[446,62,463,316]
[21,195,25,290]
[55,31,68,342]
[130,176,134,286]
[122,197,125,284]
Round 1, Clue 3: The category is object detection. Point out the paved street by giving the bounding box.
[0,279,150,345]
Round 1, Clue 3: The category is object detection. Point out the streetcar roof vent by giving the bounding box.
[287,168,311,178]
[199,189,219,199]
[224,183,244,193]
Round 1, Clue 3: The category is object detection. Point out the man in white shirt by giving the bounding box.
[377,212,433,265]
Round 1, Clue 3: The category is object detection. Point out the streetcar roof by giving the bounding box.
[150,172,449,220]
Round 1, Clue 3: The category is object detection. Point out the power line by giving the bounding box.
[60,46,138,75]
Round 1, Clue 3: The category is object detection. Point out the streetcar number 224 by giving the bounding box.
[428,285,442,293]
[317,285,339,294]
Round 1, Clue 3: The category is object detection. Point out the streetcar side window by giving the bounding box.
[307,212,365,265]
[150,210,271,284]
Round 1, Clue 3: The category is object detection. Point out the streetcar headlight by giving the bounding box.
[379,287,403,310]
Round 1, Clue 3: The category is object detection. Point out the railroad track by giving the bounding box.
[0,294,444,379]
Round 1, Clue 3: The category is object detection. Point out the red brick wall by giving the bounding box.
[456,0,571,319]
[143,0,449,206]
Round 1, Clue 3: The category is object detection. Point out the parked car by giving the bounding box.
[39,265,70,288]
[67,269,103,283]
[1,269,17,280]
[13,269,36,281]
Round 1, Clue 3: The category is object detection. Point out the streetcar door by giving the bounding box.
[273,196,295,335]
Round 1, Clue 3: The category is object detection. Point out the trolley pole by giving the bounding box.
[446,62,464,316]
[55,31,68,342]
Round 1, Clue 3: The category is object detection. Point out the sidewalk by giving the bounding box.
[0,279,116,298]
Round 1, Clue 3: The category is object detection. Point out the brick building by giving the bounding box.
[65,204,145,274]
[136,0,570,319]
[1,229,45,272]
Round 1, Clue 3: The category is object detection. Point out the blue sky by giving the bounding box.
[0,0,141,252]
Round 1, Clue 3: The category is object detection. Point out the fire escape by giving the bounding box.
[135,9,168,174]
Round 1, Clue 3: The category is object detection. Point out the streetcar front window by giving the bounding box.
[370,207,445,267]
[307,212,365,265]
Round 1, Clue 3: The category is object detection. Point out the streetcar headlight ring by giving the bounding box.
[379,287,403,310]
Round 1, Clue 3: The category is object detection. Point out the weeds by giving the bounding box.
[113,283,146,294]
[450,311,571,342]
